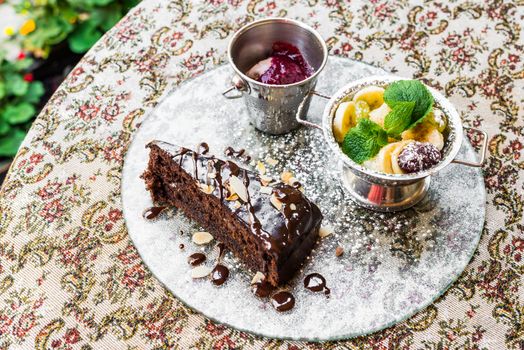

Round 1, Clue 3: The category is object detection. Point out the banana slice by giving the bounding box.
[333,101,356,142]
[362,143,399,173]
[401,121,444,150]
[353,86,385,110]
[390,140,414,174]
[368,103,391,128]
[427,109,447,133]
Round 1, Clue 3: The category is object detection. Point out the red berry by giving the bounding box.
[23,73,33,82]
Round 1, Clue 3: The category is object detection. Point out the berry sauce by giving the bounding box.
[257,42,313,85]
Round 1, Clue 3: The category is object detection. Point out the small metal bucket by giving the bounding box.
[297,75,488,212]
[223,18,328,135]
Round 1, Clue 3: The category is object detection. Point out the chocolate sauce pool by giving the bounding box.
[304,273,330,296]
[271,291,295,312]
[211,264,229,286]
[188,253,206,266]
[143,206,166,220]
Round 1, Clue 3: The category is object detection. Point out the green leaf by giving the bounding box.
[342,119,389,164]
[0,129,26,157]
[23,81,45,104]
[384,101,415,137]
[5,75,29,96]
[0,82,5,99]
[3,103,36,124]
[0,116,10,136]
[384,80,434,127]
[10,58,33,71]
[68,21,102,53]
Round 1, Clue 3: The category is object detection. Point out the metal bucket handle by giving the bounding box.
[222,75,250,99]
[296,90,488,168]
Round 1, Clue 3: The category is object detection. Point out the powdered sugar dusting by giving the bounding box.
[122,57,485,341]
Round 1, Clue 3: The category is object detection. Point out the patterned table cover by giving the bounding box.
[0,1,523,349]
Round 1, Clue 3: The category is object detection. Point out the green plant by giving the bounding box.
[0,50,44,156]
[16,0,140,57]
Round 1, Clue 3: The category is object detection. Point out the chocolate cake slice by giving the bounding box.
[142,140,323,286]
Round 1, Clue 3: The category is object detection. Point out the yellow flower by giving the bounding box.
[20,19,36,36]
[3,26,15,36]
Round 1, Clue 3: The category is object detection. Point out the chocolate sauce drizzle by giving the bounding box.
[224,146,251,162]
[211,264,229,286]
[143,206,166,220]
[271,291,295,312]
[188,253,206,266]
[304,273,330,296]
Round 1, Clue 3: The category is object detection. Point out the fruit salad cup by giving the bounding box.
[296,75,488,212]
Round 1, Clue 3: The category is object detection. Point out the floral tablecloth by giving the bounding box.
[1,0,523,349]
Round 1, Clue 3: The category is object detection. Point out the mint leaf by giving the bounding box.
[384,80,433,127]
[342,119,388,164]
[384,101,415,137]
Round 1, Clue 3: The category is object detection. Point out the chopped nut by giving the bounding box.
[289,203,297,211]
[226,193,239,201]
[256,161,266,175]
[191,265,213,279]
[266,157,278,166]
[251,271,265,285]
[229,175,248,202]
[259,186,272,195]
[259,175,274,186]
[208,172,216,179]
[199,183,214,194]
[335,246,344,257]
[287,177,299,186]
[192,231,214,245]
[280,171,293,183]
[319,225,334,238]
[270,193,283,210]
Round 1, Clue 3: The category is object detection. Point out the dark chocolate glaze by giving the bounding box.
[145,141,323,283]
[143,206,166,220]
[304,273,330,296]
[271,291,295,312]
[211,264,229,285]
[252,280,274,298]
[188,253,206,266]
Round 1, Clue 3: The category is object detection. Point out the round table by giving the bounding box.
[1,1,522,348]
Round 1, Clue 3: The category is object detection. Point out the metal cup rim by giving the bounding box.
[227,17,328,88]
[322,75,464,183]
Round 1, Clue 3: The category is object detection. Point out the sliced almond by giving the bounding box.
[191,265,213,279]
[229,175,248,202]
[251,271,265,285]
[287,177,299,186]
[270,193,283,211]
[226,193,239,201]
[208,172,216,179]
[256,161,266,175]
[192,231,214,245]
[259,175,274,186]
[233,201,241,209]
[266,157,278,166]
[289,203,297,211]
[259,186,272,195]
[319,225,334,238]
[335,246,344,257]
[199,183,214,194]
[280,171,293,183]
